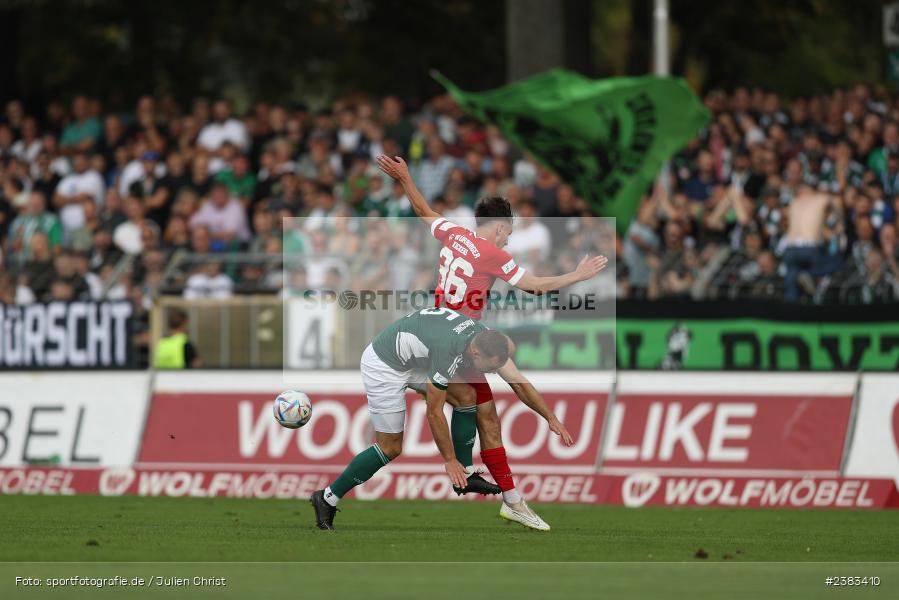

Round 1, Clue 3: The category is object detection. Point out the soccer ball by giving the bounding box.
[273,390,313,429]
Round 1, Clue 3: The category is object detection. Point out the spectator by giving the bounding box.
[51,250,89,300]
[163,214,192,252]
[69,251,102,298]
[95,115,127,172]
[882,151,899,198]
[748,251,781,300]
[2,177,28,214]
[868,122,898,177]
[388,224,419,291]
[358,174,390,216]
[30,151,63,199]
[188,153,212,197]
[87,227,119,270]
[98,188,127,232]
[215,154,256,206]
[505,198,550,265]
[301,229,341,288]
[441,186,477,233]
[543,184,583,245]
[197,99,249,171]
[54,152,105,237]
[10,117,42,164]
[0,270,31,305]
[781,190,829,302]
[623,199,661,298]
[183,261,233,299]
[381,180,413,220]
[7,191,62,262]
[160,151,189,197]
[188,182,250,249]
[129,151,173,231]
[113,196,149,255]
[350,227,390,291]
[60,96,101,154]
[381,96,414,153]
[651,221,696,299]
[850,216,877,272]
[327,209,361,256]
[821,139,864,192]
[296,135,334,180]
[70,196,101,253]
[23,232,55,300]
[845,249,899,304]
[412,136,455,201]
[682,150,719,202]
[336,108,362,158]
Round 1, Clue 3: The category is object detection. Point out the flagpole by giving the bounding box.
[654,0,672,197]
[653,0,669,76]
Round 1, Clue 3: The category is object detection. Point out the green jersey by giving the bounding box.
[371,307,487,389]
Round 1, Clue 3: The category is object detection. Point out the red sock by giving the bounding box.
[481,446,515,491]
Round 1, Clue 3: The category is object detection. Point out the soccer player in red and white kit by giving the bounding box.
[377,155,607,530]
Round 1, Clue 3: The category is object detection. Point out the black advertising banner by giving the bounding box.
[0,302,133,369]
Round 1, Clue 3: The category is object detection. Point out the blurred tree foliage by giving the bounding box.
[0,0,505,110]
[0,0,893,112]
[666,0,887,95]
[595,0,889,96]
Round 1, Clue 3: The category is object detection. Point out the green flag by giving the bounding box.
[433,70,710,232]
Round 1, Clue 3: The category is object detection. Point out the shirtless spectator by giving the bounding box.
[782,188,829,302]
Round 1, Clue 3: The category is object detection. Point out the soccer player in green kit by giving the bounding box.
[310,307,564,530]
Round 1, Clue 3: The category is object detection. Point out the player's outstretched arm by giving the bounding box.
[424,381,470,487]
[376,155,441,228]
[514,254,609,294]
[496,359,574,446]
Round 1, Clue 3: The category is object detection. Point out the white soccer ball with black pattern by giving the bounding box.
[273,390,313,429]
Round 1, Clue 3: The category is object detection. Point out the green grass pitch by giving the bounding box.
[0,495,896,599]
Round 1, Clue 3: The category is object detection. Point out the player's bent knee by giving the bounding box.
[447,383,477,407]
[381,443,402,460]
[378,436,403,460]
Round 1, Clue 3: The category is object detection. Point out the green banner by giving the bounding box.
[433,70,709,232]
[509,319,899,371]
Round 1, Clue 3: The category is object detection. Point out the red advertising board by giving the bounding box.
[2,467,896,509]
[611,473,899,509]
[138,391,609,470]
[601,393,852,473]
[3,371,896,509]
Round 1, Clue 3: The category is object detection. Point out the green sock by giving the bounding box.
[451,406,478,470]
[329,444,391,498]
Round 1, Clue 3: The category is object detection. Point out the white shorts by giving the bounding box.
[360,344,428,433]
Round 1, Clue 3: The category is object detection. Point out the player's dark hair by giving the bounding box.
[168,309,187,331]
[472,330,511,363]
[475,196,513,227]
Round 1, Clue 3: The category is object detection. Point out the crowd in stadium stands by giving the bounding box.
[2,83,899,322]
